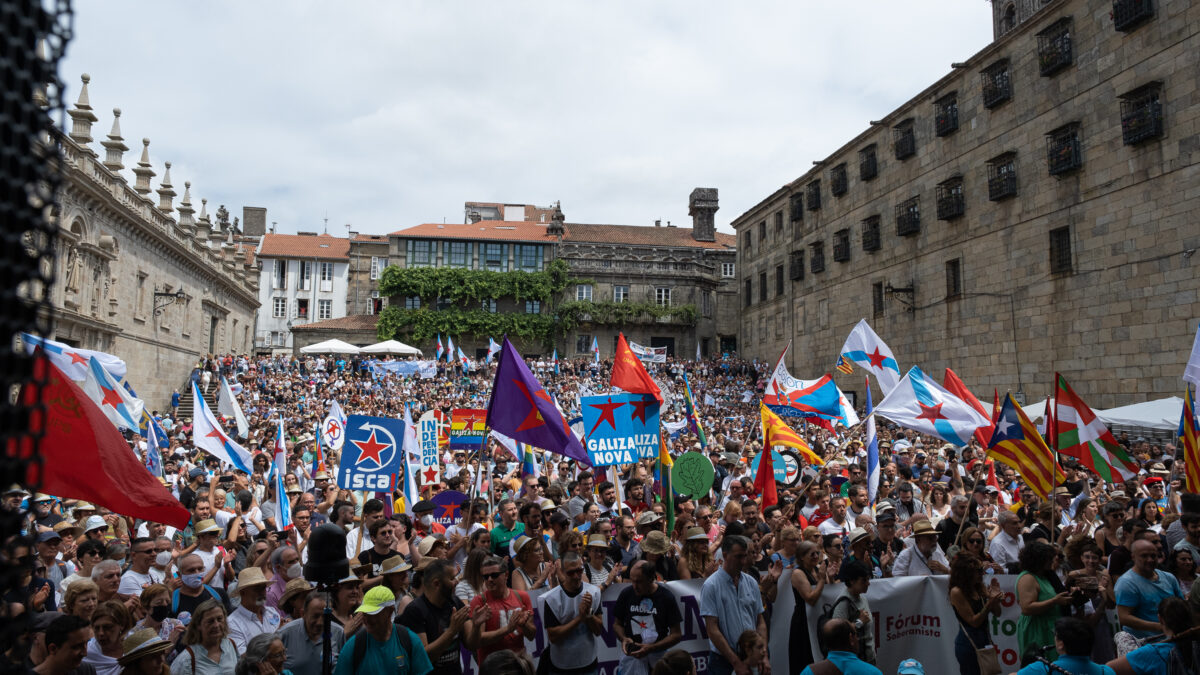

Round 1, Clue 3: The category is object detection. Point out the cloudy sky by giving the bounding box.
[61,2,994,236]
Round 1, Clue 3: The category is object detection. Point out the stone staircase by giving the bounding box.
[173,370,218,421]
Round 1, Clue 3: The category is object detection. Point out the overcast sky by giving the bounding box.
[60,2,994,236]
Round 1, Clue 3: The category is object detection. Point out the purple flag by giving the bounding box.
[486,338,590,465]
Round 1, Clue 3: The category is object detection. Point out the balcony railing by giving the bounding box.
[936,193,964,220]
[1121,88,1164,145]
[935,105,958,136]
[861,218,881,252]
[830,165,848,196]
[894,127,915,160]
[1047,126,1082,175]
[1113,0,1153,31]
[859,152,878,181]
[896,200,920,236]
[1038,19,1073,76]
[988,173,1018,201]
[982,62,1012,108]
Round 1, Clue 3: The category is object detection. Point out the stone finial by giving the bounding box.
[195,197,212,241]
[177,181,195,226]
[157,161,177,214]
[101,107,128,172]
[689,187,718,243]
[547,201,565,237]
[132,138,156,196]
[68,73,99,149]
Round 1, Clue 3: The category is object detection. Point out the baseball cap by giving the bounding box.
[897,659,925,675]
[356,586,396,615]
[37,531,62,543]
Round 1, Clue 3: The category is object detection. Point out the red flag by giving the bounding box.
[1045,396,1058,451]
[610,333,663,405]
[752,448,778,508]
[17,356,190,529]
[943,368,995,447]
[986,459,1002,492]
[992,389,1001,424]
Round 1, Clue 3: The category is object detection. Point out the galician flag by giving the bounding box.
[446,336,456,363]
[1054,373,1138,482]
[486,338,502,364]
[864,380,880,505]
[552,348,559,375]
[217,376,249,439]
[80,356,144,431]
[591,336,600,363]
[436,334,445,361]
[837,319,902,395]
[272,417,293,530]
[191,381,252,473]
[21,332,128,381]
[873,366,991,446]
[144,413,164,478]
[457,346,469,369]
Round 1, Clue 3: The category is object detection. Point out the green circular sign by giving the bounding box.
[671,451,716,500]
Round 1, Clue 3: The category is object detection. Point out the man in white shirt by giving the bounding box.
[228,567,282,651]
[818,496,852,537]
[117,537,165,596]
[988,511,1025,570]
[892,519,950,576]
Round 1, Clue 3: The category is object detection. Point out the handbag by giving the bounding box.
[956,616,1002,675]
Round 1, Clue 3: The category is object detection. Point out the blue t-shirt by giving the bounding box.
[1114,569,1183,638]
[333,625,432,675]
[799,652,882,675]
[1124,642,1175,675]
[1017,655,1115,675]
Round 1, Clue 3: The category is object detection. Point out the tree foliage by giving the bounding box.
[377,259,574,304]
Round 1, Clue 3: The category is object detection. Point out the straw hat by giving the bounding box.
[53,520,83,539]
[684,526,709,541]
[585,534,609,549]
[118,629,172,666]
[193,519,220,535]
[512,535,536,556]
[640,530,671,555]
[912,520,937,537]
[417,536,445,557]
[380,555,412,576]
[848,528,871,546]
[235,567,269,594]
[635,511,662,527]
[278,578,314,610]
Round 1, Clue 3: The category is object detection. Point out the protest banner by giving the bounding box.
[581,393,660,466]
[430,489,468,527]
[628,340,667,363]
[370,360,438,377]
[337,415,406,492]
[449,408,489,449]
[418,410,441,485]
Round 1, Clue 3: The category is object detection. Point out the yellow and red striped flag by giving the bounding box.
[1179,388,1200,492]
[987,393,1064,499]
[760,403,823,466]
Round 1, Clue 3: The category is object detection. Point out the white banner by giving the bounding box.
[418,410,439,485]
[629,341,667,363]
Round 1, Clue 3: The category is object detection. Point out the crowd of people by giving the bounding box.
[4,349,1199,675]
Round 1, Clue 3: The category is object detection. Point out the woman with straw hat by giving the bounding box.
[584,534,622,590]
[118,629,173,675]
[276,577,314,624]
[511,535,554,593]
[677,527,716,580]
[379,555,415,615]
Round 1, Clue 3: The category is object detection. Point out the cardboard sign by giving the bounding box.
[430,490,468,526]
[337,415,406,492]
[321,414,345,450]
[671,451,715,499]
[580,393,660,467]
[449,408,489,450]
[418,410,440,485]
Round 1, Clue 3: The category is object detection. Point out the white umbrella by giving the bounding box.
[298,339,361,355]
[359,339,423,356]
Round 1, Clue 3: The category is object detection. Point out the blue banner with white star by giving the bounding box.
[337,415,407,492]
[580,393,659,466]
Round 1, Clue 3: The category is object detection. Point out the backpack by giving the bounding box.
[172,585,221,614]
[815,596,854,658]
[353,625,413,672]
[1169,640,1200,675]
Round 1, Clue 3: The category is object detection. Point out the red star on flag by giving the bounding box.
[98,385,123,409]
[422,466,439,483]
[352,430,389,466]
[513,378,549,432]
[588,398,624,436]
[67,351,89,366]
[629,397,654,425]
[916,402,947,422]
[866,347,888,368]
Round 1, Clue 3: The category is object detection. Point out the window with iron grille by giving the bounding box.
[1046,123,1082,175]
[893,120,916,160]
[936,177,965,221]
[1049,227,1073,274]
[987,153,1018,200]
[1120,83,1164,145]
[1113,0,1153,32]
[789,250,804,280]
[896,197,920,236]
[576,335,593,354]
[831,164,848,196]
[981,59,1012,108]
[860,145,878,181]
[861,216,881,252]
[945,259,962,299]
[807,181,821,211]
[775,265,784,296]
[744,279,753,307]
[809,242,825,274]
[833,229,851,262]
[789,193,804,223]
[759,272,767,301]
[935,93,959,136]
[872,282,885,317]
[1037,18,1073,76]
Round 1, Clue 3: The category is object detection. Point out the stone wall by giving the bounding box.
[733,0,1200,408]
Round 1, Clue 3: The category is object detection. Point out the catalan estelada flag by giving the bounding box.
[987,393,1064,500]
[760,403,823,465]
[682,373,707,447]
[1179,387,1200,493]
[835,355,854,375]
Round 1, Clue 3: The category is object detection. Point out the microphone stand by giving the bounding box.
[319,580,334,675]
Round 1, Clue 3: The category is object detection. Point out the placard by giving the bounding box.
[418,410,440,485]
[430,490,468,526]
[628,340,667,363]
[670,451,715,499]
[337,415,406,492]
[580,393,660,466]
[449,408,489,449]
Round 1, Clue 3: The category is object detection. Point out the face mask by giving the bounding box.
[156,551,173,567]
[151,605,170,621]
[287,563,303,579]
[420,515,433,527]
[182,573,204,589]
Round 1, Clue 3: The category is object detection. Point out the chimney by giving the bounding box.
[689,188,718,242]
[467,210,482,224]
[655,219,661,228]
[242,206,267,237]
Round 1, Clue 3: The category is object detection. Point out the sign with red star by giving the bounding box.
[580,393,660,466]
[430,490,468,526]
[336,415,406,492]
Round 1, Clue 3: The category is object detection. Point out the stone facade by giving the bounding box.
[732,0,1200,409]
[347,233,389,316]
[48,75,260,409]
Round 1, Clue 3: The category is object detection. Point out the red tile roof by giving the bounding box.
[291,314,379,332]
[351,234,389,243]
[258,233,350,261]
[391,221,557,243]
[563,223,736,251]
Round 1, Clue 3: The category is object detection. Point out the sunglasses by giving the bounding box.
[482,571,503,580]
[564,567,584,576]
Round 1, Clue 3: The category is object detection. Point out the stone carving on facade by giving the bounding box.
[216,204,230,229]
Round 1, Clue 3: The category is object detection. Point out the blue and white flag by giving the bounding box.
[191,381,252,473]
[217,376,249,439]
[552,348,559,375]
[273,417,292,530]
[873,366,991,447]
[446,336,456,363]
[456,346,469,369]
[436,334,445,361]
[401,405,421,508]
[864,380,880,505]
[837,319,903,395]
[486,338,502,365]
[591,336,600,364]
[80,357,143,431]
[144,414,164,478]
[21,332,127,381]
[322,399,347,450]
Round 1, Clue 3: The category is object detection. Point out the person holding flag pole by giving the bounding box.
[864,378,880,506]
[272,416,293,532]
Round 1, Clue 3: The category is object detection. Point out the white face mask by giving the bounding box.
[155,551,173,567]
[287,563,303,580]
[420,515,433,527]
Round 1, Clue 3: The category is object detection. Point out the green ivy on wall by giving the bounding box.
[376,307,557,343]
[377,258,575,305]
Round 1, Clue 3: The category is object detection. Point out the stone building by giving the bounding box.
[48,74,260,408]
[346,232,390,316]
[385,190,738,358]
[732,0,1200,409]
[254,233,350,352]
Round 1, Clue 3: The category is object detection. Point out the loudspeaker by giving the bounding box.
[303,523,349,586]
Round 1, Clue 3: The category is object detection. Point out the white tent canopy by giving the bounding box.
[359,339,422,356]
[1097,397,1183,431]
[299,339,361,355]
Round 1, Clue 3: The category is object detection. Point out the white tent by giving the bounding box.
[1098,397,1183,431]
[359,339,422,356]
[299,339,361,355]
[1022,398,1050,422]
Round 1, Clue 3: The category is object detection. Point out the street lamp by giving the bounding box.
[153,288,186,315]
